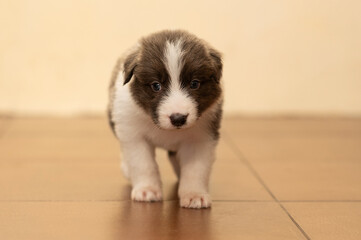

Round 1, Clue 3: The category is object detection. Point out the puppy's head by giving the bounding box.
[124,30,222,130]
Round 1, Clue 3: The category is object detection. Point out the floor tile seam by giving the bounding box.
[222,131,278,200]
[278,203,311,240]
[223,130,311,240]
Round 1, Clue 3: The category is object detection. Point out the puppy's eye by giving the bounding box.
[151,82,162,92]
[190,79,200,90]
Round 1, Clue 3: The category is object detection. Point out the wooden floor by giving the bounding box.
[0,116,360,240]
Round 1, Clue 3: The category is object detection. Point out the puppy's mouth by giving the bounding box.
[156,123,191,131]
[173,124,190,130]
[153,118,196,131]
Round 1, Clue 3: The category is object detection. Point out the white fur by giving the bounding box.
[111,44,221,208]
[163,40,183,84]
[157,40,198,129]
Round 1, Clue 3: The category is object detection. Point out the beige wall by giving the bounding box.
[1,0,360,116]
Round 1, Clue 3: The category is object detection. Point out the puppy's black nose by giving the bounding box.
[170,113,188,127]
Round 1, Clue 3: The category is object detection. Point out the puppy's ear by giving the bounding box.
[209,48,223,83]
[123,50,139,85]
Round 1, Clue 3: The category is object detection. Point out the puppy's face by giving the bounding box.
[124,30,222,130]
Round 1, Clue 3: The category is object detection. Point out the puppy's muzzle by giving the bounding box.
[170,113,188,127]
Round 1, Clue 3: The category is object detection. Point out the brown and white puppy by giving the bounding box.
[108,30,223,208]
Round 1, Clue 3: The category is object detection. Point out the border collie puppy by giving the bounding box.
[108,30,223,208]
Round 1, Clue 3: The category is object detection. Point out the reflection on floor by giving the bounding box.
[0,116,360,240]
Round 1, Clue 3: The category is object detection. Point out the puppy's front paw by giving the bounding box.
[180,192,211,209]
[131,186,162,202]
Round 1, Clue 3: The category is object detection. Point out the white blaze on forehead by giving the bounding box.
[157,40,198,129]
[164,40,184,86]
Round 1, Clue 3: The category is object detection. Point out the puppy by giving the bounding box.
[108,30,223,208]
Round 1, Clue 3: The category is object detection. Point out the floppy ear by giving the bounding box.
[123,50,139,85]
[209,48,223,83]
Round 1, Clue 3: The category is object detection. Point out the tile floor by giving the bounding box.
[0,116,360,240]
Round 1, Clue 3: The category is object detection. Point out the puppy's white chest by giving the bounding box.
[144,128,194,151]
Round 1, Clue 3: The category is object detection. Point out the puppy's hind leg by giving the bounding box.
[168,151,180,179]
[120,153,130,179]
